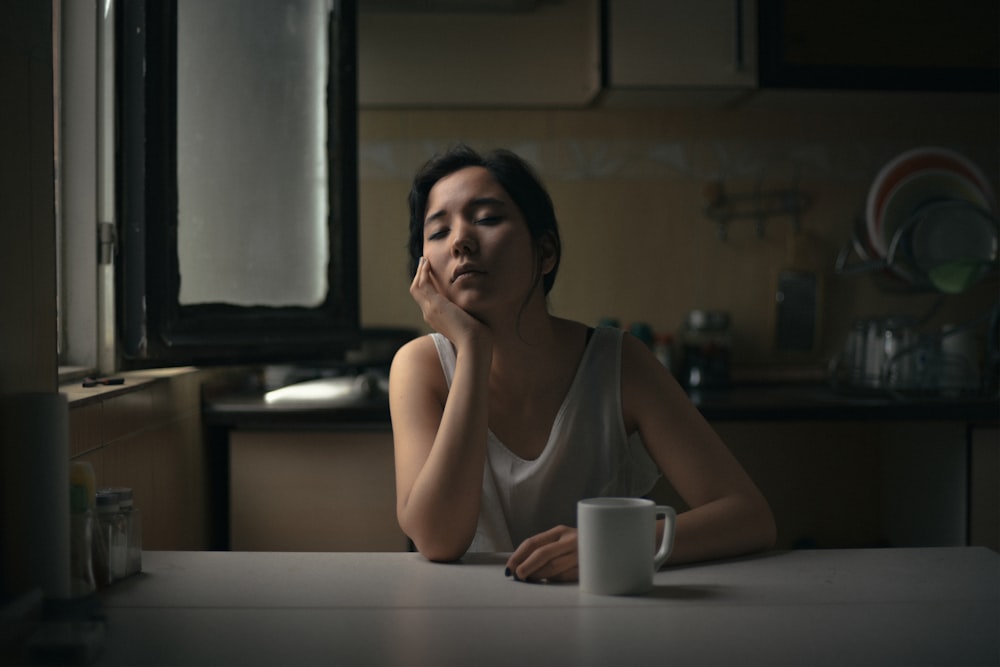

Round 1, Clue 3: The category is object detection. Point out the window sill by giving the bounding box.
[58,366,96,384]
[60,367,200,408]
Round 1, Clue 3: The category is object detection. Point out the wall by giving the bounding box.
[1,2,56,395]
[355,102,999,373]
[1,0,58,603]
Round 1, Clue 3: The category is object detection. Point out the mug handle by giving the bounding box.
[653,505,676,570]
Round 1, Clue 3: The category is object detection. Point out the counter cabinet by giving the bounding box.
[209,381,997,553]
[228,428,407,552]
[223,420,997,554]
[650,420,998,552]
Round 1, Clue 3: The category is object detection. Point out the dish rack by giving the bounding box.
[835,205,999,294]
[828,306,1000,402]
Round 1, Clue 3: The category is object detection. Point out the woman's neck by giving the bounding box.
[488,316,584,385]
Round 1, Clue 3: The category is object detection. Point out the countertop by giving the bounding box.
[203,382,999,429]
[204,392,392,429]
[688,383,999,422]
[86,547,999,666]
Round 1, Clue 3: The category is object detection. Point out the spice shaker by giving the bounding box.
[69,462,96,597]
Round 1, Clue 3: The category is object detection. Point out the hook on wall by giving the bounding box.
[704,179,810,241]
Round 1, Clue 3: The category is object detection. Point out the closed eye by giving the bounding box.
[427,229,448,241]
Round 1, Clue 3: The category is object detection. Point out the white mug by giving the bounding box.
[577,497,676,595]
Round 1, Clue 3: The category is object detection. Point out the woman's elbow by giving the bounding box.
[416,542,467,563]
[408,532,470,562]
[399,512,473,562]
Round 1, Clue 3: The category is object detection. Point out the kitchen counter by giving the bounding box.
[204,392,391,430]
[89,547,999,666]
[203,382,998,429]
[690,383,999,422]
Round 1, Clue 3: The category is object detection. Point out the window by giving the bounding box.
[114,0,360,368]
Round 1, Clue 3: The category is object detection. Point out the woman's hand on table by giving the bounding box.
[505,525,579,583]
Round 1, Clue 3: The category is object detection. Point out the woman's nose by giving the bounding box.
[451,223,477,255]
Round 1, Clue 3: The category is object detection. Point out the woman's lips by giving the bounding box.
[452,266,484,283]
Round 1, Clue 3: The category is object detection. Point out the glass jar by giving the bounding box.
[113,487,143,577]
[679,310,732,391]
[94,489,127,586]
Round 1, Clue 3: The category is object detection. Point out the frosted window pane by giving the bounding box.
[177,0,329,307]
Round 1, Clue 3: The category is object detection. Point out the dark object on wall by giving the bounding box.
[775,269,817,352]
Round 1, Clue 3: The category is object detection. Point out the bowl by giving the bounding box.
[905,200,998,293]
[878,169,992,281]
[865,147,996,259]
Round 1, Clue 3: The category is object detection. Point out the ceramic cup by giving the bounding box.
[577,497,676,596]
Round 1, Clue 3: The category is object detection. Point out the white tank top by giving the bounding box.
[430,326,661,553]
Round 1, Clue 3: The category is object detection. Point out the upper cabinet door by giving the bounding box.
[606,0,757,89]
[357,0,601,107]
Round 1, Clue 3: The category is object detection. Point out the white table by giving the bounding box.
[95,547,999,666]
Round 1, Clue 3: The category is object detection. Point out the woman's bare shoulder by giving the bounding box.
[390,334,447,394]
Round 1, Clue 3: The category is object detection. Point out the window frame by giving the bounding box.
[116,0,360,368]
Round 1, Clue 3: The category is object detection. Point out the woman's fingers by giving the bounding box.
[409,257,449,321]
[506,526,579,583]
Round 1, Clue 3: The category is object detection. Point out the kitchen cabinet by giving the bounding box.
[357,0,601,107]
[601,0,757,107]
[229,429,407,551]
[970,426,999,551]
[650,418,988,550]
[606,0,757,89]
[214,381,996,552]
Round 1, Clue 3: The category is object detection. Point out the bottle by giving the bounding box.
[69,462,97,597]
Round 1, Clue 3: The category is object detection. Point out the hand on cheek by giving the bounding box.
[410,257,489,348]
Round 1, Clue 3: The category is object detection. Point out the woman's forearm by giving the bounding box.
[399,341,493,560]
[660,492,776,566]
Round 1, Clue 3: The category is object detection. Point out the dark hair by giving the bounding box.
[407,144,562,295]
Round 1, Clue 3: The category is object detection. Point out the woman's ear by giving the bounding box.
[538,233,558,276]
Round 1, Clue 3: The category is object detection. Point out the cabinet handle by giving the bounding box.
[733,0,745,72]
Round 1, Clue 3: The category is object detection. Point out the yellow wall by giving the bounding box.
[356,104,999,372]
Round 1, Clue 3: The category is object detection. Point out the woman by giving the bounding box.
[389,144,775,583]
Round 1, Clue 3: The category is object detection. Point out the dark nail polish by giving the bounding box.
[504,567,511,577]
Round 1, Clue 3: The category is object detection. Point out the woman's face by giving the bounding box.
[422,166,552,320]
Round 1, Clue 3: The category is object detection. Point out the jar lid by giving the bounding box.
[96,489,120,512]
[98,486,132,500]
